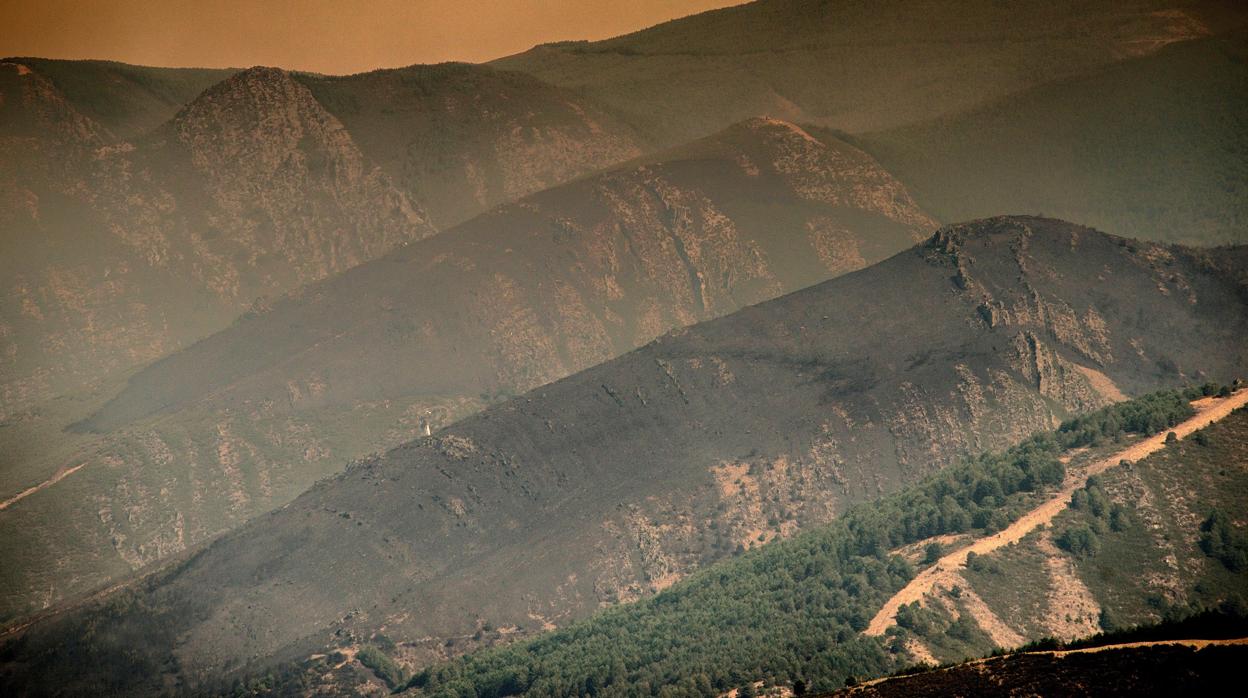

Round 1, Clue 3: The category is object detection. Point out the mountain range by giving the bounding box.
[2,1,1248,694]
[0,115,935,624]
[3,218,1244,694]
[493,0,1246,144]
[0,59,643,434]
[856,30,1248,245]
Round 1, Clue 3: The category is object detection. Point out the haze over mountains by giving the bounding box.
[0,59,645,432]
[494,0,1246,144]
[5,218,1245,694]
[0,116,935,623]
[2,0,1247,694]
[857,30,1248,245]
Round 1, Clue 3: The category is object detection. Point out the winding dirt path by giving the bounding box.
[865,390,1248,637]
[851,637,1248,690]
[0,462,87,512]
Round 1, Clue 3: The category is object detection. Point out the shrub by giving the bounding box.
[1056,525,1100,557]
[1199,509,1248,572]
[358,645,405,689]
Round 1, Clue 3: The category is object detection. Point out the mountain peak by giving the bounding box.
[171,65,306,129]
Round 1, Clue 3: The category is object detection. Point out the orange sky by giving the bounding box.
[0,0,745,74]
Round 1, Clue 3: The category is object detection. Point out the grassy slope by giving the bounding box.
[856,32,1248,245]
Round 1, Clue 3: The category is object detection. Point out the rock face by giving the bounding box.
[4,218,1245,694]
[139,66,431,300]
[0,117,936,624]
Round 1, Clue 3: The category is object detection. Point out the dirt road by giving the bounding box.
[865,390,1248,637]
[0,462,87,512]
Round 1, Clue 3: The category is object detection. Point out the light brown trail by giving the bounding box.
[851,637,1248,690]
[865,390,1248,637]
[0,462,87,511]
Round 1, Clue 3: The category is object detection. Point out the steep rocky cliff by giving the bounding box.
[3,218,1244,694]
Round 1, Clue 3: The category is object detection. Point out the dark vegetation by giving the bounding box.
[1054,475,1133,557]
[1013,604,1248,654]
[1057,389,1194,447]
[358,644,407,690]
[825,609,1248,697]
[396,392,1202,697]
[1200,509,1248,572]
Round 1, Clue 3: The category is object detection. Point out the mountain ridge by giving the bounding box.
[3,217,1245,694]
[0,116,937,625]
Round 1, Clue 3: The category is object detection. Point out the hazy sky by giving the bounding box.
[0,0,745,74]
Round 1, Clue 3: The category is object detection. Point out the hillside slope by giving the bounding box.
[0,64,435,436]
[494,0,1245,145]
[0,58,648,505]
[828,642,1245,697]
[880,398,1248,666]
[296,63,645,228]
[0,57,237,140]
[857,31,1248,245]
[0,117,935,623]
[387,394,1247,697]
[2,218,1245,694]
